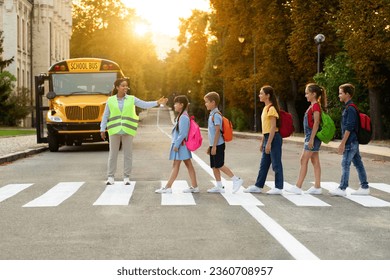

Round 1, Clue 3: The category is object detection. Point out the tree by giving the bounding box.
[0,31,14,72]
[71,0,161,100]
[314,52,368,139]
[0,31,18,126]
[335,0,390,139]
[0,71,16,125]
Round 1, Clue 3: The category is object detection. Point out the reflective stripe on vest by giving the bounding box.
[107,95,139,136]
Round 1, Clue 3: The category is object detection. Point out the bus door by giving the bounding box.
[35,74,49,143]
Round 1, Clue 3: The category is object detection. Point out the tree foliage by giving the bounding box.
[70,0,390,138]
[0,31,14,72]
[71,0,162,100]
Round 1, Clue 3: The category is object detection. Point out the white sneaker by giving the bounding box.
[123,177,131,185]
[284,185,302,195]
[155,186,172,194]
[232,178,244,193]
[207,186,225,193]
[183,186,200,193]
[106,177,114,185]
[351,187,370,195]
[243,185,262,193]
[267,188,282,195]
[329,187,346,196]
[305,186,322,195]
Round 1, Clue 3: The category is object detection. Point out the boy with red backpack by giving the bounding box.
[329,83,370,196]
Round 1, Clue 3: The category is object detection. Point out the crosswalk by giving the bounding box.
[1,181,390,208]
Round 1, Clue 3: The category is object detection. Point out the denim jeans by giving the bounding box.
[255,133,284,189]
[339,141,369,190]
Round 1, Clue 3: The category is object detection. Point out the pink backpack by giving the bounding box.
[184,114,203,151]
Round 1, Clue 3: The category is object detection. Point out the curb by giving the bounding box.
[0,146,48,165]
[232,131,390,162]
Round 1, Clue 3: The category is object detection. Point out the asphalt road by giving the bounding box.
[1,107,389,260]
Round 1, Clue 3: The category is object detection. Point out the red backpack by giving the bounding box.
[278,110,294,138]
[347,104,372,144]
[267,107,294,138]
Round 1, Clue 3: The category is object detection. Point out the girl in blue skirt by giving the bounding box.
[155,95,199,193]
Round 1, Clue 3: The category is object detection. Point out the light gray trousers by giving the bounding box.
[107,134,134,178]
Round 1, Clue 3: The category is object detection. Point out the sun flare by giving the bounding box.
[134,22,150,36]
[122,0,210,57]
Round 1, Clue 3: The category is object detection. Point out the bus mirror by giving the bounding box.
[37,85,45,95]
[36,74,47,85]
[46,91,57,100]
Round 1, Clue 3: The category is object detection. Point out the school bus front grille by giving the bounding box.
[65,106,100,120]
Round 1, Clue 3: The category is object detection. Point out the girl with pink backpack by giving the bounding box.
[155,95,199,194]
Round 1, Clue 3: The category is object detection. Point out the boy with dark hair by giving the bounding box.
[329,83,370,196]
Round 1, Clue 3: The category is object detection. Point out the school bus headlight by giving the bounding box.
[48,116,63,122]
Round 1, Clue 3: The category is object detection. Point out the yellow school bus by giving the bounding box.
[35,58,126,151]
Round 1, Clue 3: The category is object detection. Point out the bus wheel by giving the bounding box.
[48,132,59,152]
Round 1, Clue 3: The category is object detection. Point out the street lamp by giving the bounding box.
[314,34,325,74]
[238,34,257,132]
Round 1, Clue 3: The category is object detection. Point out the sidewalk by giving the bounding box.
[233,131,390,161]
[0,135,48,165]
[1,129,390,165]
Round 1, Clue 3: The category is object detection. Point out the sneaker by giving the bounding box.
[284,185,302,195]
[243,185,262,193]
[207,186,225,193]
[305,186,322,195]
[106,177,114,185]
[267,188,283,195]
[155,186,172,194]
[351,187,370,195]
[232,178,244,193]
[183,186,200,193]
[123,177,131,185]
[329,187,346,196]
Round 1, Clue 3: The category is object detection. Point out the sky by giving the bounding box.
[122,0,211,58]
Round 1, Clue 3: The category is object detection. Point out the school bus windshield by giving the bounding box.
[51,72,116,95]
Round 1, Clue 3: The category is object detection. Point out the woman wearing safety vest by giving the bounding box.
[100,78,168,185]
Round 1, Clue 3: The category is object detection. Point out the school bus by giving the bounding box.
[35,58,126,152]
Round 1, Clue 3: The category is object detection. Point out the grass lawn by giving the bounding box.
[0,128,36,137]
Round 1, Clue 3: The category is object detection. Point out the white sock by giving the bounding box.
[216,181,223,187]
[231,175,239,181]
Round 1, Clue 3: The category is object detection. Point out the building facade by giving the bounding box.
[0,0,72,127]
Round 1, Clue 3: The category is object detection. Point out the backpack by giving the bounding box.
[316,111,336,144]
[184,114,203,151]
[278,110,294,138]
[347,104,372,145]
[212,112,233,142]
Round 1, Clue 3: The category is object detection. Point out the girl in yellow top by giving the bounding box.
[244,85,284,194]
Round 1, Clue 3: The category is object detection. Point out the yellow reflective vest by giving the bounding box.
[106,95,139,136]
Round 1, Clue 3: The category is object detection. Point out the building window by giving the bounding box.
[17,16,20,49]
[22,19,26,51]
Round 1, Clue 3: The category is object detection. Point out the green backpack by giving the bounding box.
[316,111,336,144]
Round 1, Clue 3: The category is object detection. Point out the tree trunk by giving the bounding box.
[368,87,383,140]
[288,78,301,133]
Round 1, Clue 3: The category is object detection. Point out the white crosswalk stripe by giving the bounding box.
[320,182,390,207]
[212,180,264,206]
[1,181,389,208]
[93,181,136,206]
[369,183,390,194]
[23,182,84,207]
[266,181,331,207]
[0,183,33,203]
[160,180,196,206]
